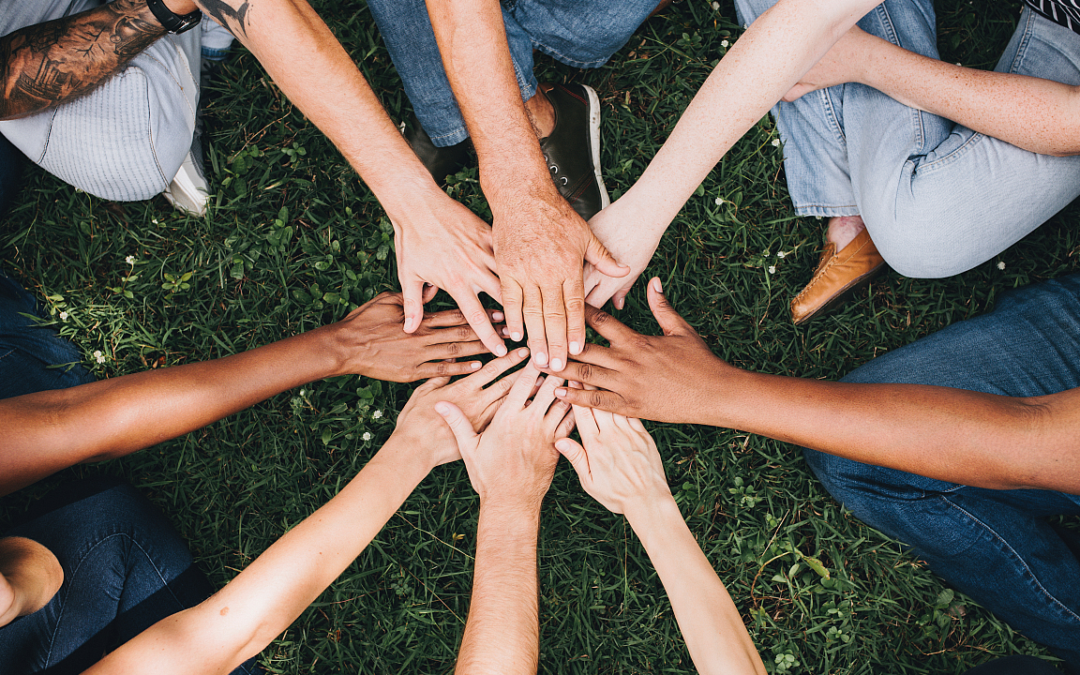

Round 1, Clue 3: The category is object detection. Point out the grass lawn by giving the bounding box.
[3,0,1079,672]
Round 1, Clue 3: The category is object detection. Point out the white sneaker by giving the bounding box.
[163,150,209,217]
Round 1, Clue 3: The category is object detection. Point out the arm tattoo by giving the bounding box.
[197,0,251,40]
[0,0,166,120]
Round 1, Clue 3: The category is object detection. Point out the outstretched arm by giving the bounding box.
[551,278,1080,495]
[423,0,628,373]
[582,0,879,306]
[437,362,573,674]
[81,348,530,675]
[556,408,766,675]
[784,25,1080,156]
[0,293,492,496]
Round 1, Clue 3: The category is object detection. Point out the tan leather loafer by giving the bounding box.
[790,228,886,325]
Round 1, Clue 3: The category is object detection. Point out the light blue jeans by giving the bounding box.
[0,0,224,201]
[803,274,1080,669]
[367,0,658,147]
[734,0,1080,278]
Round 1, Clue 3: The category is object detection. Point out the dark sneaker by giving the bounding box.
[538,83,609,221]
[404,114,474,187]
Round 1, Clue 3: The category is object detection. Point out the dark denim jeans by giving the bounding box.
[0,272,94,400]
[805,274,1080,669]
[0,479,259,675]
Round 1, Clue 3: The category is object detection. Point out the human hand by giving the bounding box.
[582,200,663,310]
[436,361,574,508]
[550,278,734,424]
[324,292,499,383]
[555,408,671,516]
[782,25,872,102]
[390,347,532,469]
[390,188,507,356]
[491,184,628,372]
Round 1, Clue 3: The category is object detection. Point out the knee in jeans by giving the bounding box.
[868,218,974,279]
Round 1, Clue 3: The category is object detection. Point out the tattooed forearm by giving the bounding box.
[0,0,167,120]
[197,0,251,40]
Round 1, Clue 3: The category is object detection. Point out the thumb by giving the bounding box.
[402,279,426,333]
[646,277,695,337]
[555,437,591,483]
[584,234,629,278]
[435,401,478,450]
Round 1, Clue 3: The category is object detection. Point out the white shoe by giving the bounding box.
[163,150,209,217]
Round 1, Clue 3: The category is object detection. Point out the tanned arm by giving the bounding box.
[0,0,194,119]
[551,278,1080,495]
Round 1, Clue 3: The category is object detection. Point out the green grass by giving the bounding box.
[3,0,1078,672]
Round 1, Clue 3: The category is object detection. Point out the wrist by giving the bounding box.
[624,494,683,544]
[373,433,439,480]
[478,499,542,534]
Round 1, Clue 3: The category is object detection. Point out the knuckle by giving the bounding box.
[577,363,595,381]
[564,296,585,314]
[436,361,451,376]
[588,391,605,408]
[455,325,475,340]
[445,342,462,356]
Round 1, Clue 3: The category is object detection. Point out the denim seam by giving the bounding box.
[937,494,1080,625]
[532,42,610,69]
[45,531,188,667]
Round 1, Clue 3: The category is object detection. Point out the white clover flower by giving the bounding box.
[771,138,781,147]
[125,255,135,265]
[768,265,776,274]
[711,2,719,10]
[714,197,723,206]
[776,251,786,259]
[59,311,69,321]
[763,249,770,257]
[152,219,159,225]
[720,39,729,48]
[362,431,373,441]
[373,410,383,419]
[997,261,1006,270]
[93,350,105,364]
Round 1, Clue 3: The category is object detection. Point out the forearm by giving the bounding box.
[423,0,550,198]
[455,503,541,675]
[627,499,765,675]
[854,33,1080,156]
[0,0,177,120]
[84,435,432,675]
[197,0,444,220]
[0,325,347,495]
[699,365,1080,492]
[619,0,877,226]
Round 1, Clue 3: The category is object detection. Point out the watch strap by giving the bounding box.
[146,0,202,34]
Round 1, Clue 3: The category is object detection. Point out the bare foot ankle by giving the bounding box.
[826,215,866,251]
[525,88,556,138]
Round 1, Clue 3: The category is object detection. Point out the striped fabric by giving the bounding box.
[1026,0,1080,34]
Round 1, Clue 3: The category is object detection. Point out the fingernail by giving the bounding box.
[535,352,548,366]
[511,331,523,342]
[492,311,504,321]
[495,344,508,357]
[550,358,563,371]
[517,347,530,358]
[434,402,450,415]
[555,388,567,397]
[470,361,482,369]
[569,341,580,354]
[651,278,663,293]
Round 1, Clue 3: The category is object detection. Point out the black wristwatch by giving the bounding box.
[146,0,202,34]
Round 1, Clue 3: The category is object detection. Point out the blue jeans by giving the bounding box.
[0,272,93,400]
[367,0,658,147]
[734,0,1080,278]
[803,274,1080,669]
[0,479,259,674]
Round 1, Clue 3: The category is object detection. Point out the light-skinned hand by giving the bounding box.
[391,189,507,357]
[391,348,532,469]
[492,185,628,373]
[555,408,671,516]
[326,291,501,382]
[436,361,574,508]
[549,278,735,424]
[581,199,663,311]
